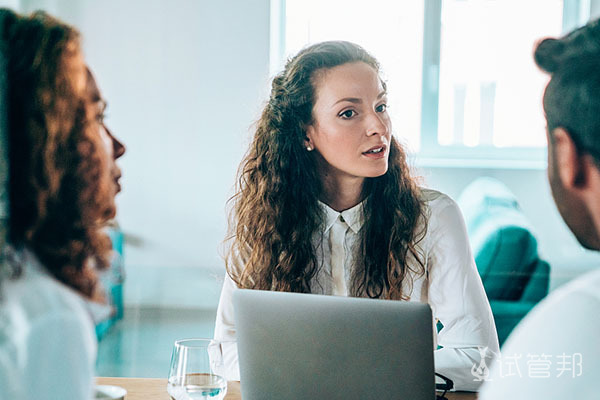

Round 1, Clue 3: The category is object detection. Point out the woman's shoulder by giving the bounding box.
[1,257,96,366]
[0,257,97,400]
[416,188,467,243]
[418,187,460,214]
[1,251,93,332]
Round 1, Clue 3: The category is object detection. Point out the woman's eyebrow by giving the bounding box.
[332,97,362,107]
[331,91,388,108]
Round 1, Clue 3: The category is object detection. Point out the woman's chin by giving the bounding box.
[363,165,389,178]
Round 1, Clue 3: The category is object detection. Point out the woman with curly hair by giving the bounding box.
[215,41,498,390]
[0,9,125,400]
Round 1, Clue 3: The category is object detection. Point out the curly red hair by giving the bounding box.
[3,10,115,299]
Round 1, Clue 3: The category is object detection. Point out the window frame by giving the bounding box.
[419,0,595,165]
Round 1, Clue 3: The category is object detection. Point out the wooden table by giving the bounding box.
[97,377,240,400]
[97,377,476,399]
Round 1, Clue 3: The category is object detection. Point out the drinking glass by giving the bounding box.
[167,338,227,400]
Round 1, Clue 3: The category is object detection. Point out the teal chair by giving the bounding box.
[457,177,550,346]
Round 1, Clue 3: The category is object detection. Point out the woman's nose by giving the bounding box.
[105,125,126,159]
[366,112,389,137]
[113,137,126,159]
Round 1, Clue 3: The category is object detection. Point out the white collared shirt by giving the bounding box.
[0,248,97,400]
[317,199,363,296]
[215,188,499,391]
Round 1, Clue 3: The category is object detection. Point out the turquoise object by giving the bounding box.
[95,225,125,340]
[457,177,550,346]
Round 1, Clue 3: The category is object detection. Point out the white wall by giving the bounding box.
[0,0,19,10]
[78,0,270,272]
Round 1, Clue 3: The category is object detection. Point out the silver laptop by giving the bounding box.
[233,289,435,400]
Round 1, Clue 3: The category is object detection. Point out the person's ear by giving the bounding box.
[304,125,315,152]
[552,127,587,190]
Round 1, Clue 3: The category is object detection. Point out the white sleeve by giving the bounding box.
[214,273,241,380]
[24,311,96,400]
[426,195,500,391]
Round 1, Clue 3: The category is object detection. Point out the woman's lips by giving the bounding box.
[362,144,387,159]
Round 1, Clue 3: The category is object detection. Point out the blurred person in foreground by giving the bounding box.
[479,18,600,400]
[0,9,125,400]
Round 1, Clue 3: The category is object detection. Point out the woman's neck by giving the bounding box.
[320,173,365,212]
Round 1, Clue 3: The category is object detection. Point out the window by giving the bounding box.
[421,0,564,163]
[275,0,425,154]
[276,0,592,165]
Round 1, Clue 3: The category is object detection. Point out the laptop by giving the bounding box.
[233,289,435,400]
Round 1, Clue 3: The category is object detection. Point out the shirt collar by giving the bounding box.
[319,200,365,234]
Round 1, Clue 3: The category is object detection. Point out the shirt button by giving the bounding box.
[339,215,345,223]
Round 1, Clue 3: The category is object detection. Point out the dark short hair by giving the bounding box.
[534,18,600,164]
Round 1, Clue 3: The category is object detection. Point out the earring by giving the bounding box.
[306,146,313,151]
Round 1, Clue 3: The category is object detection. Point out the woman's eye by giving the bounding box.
[376,103,387,113]
[340,109,356,119]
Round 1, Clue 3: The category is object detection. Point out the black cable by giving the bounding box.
[434,372,454,400]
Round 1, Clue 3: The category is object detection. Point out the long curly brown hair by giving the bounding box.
[2,9,115,299]
[227,41,426,300]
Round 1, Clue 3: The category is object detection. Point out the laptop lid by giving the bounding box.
[233,289,435,400]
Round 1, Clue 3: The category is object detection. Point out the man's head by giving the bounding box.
[535,18,600,250]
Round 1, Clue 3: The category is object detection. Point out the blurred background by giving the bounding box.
[2,0,600,378]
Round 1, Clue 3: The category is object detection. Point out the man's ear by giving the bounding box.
[552,127,587,190]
